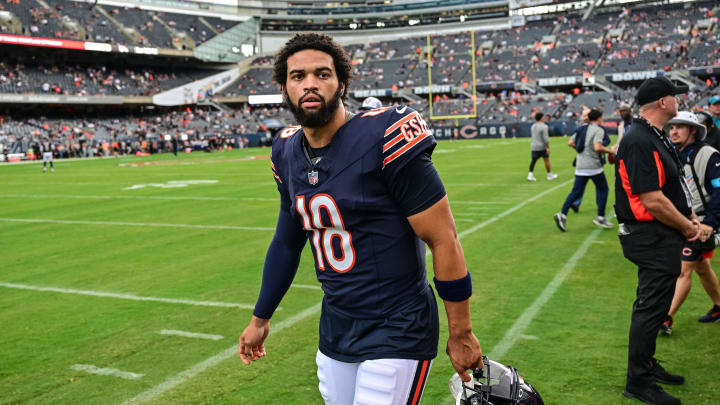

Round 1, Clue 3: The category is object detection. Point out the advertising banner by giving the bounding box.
[153,68,240,106]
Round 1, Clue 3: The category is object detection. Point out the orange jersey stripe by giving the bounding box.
[383,133,405,153]
[272,172,282,183]
[382,132,429,168]
[384,111,419,137]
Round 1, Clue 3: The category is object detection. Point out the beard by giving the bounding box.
[284,85,343,128]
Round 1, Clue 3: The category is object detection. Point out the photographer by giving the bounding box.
[662,111,720,335]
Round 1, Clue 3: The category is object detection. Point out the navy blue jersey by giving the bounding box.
[271,106,440,361]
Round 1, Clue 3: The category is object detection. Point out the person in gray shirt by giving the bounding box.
[554,109,616,231]
[528,112,558,181]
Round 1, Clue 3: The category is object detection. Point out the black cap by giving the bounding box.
[636,76,689,106]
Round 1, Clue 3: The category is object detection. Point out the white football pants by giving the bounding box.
[316,350,433,405]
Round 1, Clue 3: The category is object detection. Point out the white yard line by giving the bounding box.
[457,179,572,239]
[0,194,277,202]
[0,282,259,309]
[71,364,144,380]
[488,229,601,360]
[158,330,224,341]
[123,179,572,403]
[121,303,322,405]
[0,218,274,231]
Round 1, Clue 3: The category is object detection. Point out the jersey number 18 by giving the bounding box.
[296,194,356,273]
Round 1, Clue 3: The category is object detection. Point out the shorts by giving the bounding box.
[682,243,715,262]
[316,350,432,405]
[531,150,548,159]
[43,152,53,162]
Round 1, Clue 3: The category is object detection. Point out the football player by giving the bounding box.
[238,33,483,405]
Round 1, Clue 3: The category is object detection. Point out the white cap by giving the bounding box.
[666,110,707,141]
[360,97,382,110]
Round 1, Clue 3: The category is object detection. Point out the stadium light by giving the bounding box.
[409,19,419,26]
[349,22,358,29]
[460,15,466,22]
[376,21,385,27]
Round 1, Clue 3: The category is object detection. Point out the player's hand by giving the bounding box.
[685,218,701,242]
[238,316,269,365]
[699,223,713,242]
[446,330,483,382]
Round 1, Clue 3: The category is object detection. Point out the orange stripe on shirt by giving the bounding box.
[382,133,405,153]
[653,151,665,187]
[619,159,653,221]
[385,111,419,136]
[382,132,429,168]
[272,172,282,183]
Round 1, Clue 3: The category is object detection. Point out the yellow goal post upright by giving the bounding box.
[426,30,478,121]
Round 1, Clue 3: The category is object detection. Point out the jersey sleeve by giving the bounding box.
[380,107,437,176]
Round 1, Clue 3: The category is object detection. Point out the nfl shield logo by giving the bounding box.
[308,170,319,186]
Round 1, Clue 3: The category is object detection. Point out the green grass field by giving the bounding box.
[1,137,718,405]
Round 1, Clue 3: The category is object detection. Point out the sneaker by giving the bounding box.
[623,384,681,405]
[547,172,558,180]
[554,213,567,232]
[570,203,580,213]
[698,304,720,323]
[42,167,46,173]
[651,361,685,386]
[593,216,614,229]
[527,172,537,182]
[660,315,673,335]
[50,168,54,172]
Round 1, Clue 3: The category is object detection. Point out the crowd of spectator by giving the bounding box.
[0,0,237,48]
[0,107,266,160]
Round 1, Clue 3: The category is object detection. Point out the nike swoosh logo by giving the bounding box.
[395,106,407,114]
[715,162,720,167]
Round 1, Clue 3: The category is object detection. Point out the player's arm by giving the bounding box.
[240,153,307,365]
[407,197,483,382]
[239,207,306,365]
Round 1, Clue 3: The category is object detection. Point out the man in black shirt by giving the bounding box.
[615,77,702,405]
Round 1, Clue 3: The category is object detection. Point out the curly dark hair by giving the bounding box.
[272,33,352,99]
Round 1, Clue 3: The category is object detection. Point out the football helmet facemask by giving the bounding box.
[449,356,544,405]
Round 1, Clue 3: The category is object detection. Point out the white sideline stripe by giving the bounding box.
[0,194,277,202]
[158,330,224,341]
[488,229,601,360]
[0,218,274,232]
[71,364,144,380]
[121,303,322,405]
[127,180,571,402]
[519,334,539,340]
[0,282,259,309]
[454,219,476,223]
[454,213,489,217]
[291,284,322,290]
